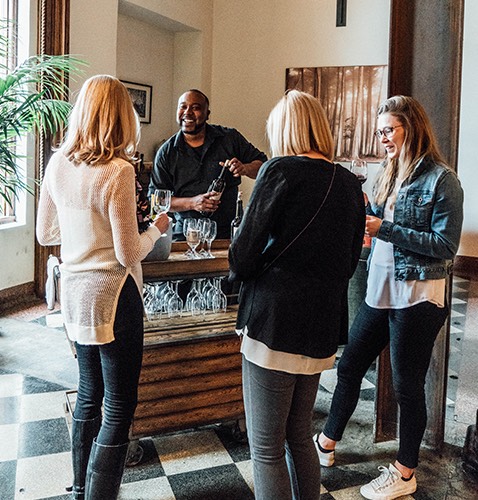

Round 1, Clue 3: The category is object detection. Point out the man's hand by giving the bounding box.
[190,192,221,213]
[220,158,263,179]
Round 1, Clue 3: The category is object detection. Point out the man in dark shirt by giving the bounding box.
[149,89,267,239]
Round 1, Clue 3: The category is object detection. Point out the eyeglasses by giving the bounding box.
[374,125,403,139]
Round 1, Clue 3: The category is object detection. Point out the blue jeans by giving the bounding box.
[323,300,448,468]
[243,357,321,500]
[73,275,144,446]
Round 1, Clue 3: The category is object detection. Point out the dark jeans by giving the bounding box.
[73,275,144,446]
[323,300,448,468]
[243,357,321,500]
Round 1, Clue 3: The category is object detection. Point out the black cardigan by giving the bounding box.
[229,156,365,359]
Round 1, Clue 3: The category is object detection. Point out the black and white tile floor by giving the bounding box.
[0,277,477,499]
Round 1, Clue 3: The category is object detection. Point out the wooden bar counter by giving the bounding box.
[132,240,243,438]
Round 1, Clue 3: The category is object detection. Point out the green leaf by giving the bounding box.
[0,19,86,209]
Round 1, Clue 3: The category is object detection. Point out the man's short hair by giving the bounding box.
[188,89,210,107]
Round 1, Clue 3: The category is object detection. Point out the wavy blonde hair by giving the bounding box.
[266,90,334,160]
[373,95,446,205]
[61,75,140,165]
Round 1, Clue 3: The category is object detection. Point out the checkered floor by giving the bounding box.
[0,277,476,499]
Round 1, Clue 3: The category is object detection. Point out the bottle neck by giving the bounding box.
[217,165,227,180]
[236,200,243,217]
[235,192,243,217]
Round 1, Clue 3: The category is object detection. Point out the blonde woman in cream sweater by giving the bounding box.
[37,75,169,500]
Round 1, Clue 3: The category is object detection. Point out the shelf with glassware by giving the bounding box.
[133,239,243,439]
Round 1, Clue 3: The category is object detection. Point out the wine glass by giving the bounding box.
[185,279,207,316]
[167,280,183,317]
[186,226,201,259]
[150,189,171,238]
[203,220,217,258]
[182,218,197,257]
[350,159,368,185]
[197,218,211,257]
[209,277,228,313]
[151,189,171,218]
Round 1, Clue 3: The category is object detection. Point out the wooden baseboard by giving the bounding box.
[0,281,40,315]
[454,256,478,281]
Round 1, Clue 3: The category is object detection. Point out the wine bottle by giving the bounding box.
[230,191,243,240]
[202,165,227,216]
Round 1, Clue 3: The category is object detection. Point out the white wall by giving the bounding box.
[116,14,175,161]
[69,0,118,94]
[211,0,390,200]
[457,0,478,257]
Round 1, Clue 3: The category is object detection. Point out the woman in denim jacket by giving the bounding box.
[316,95,464,500]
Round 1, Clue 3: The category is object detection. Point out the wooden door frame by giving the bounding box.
[34,0,70,299]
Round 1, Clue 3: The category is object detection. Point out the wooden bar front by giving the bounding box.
[132,241,244,438]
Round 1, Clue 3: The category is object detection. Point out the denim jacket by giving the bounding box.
[369,156,464,281]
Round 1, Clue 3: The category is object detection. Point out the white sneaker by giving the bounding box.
[360,463,417,500]
[313,433,335,467]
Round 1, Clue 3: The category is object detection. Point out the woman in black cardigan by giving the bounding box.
[229,90,365,500]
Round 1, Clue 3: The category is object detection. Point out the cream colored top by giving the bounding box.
[36,151,161,345]
[239,327,336,375]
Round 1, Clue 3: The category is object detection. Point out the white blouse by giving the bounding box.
[365,189,445,310]
[239,326,336,375]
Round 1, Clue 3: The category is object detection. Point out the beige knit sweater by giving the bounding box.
[36,151,161,345]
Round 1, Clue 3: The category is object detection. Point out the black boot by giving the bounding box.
[70,415,101,499]
[84,439,129,500]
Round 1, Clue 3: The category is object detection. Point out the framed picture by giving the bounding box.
[121,80,152,124]
[286,65,388,162]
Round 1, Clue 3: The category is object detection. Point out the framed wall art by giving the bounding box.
[286,65,387,161]
[122,80,152,124]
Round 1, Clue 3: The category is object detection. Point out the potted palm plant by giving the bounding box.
[0,19,83,212]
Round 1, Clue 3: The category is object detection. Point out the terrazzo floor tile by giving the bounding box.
[0,423,19,461]
[153,430,234,476]
[14,452,72,500]
[17,418,71,459]
[118,476,175,500]
[18,391,66,423]
[167,463,254,500]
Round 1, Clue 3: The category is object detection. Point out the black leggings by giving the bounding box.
[73,275,144,445]
[323,300,448,468]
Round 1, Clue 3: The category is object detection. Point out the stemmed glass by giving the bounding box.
[197,218,211,257]
[182,218,197,257]
[350,159,368,185]
[185,278,207,316]
[203,220,217,258]
[186,225,201,259]
[151,189,171,237]
[202,278,215,309]
[167,280,183,317]
[143,283,158,321]
[209,276,227,313]
[157,281,175,317]
[151,189,171,218]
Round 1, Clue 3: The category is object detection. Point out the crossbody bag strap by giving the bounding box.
[261,163,337,275]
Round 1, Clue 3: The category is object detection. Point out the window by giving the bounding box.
[0,0,28,225]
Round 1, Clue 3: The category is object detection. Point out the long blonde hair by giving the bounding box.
[374,95,446,205]
[266,90,334,160]
[61,75,140,165]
